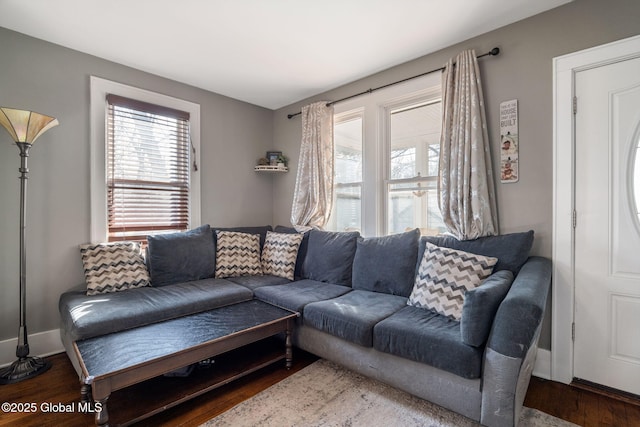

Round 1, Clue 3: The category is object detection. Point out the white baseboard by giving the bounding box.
[0,329,64,367]
[533,348,552,380]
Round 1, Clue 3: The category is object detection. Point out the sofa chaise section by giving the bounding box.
[59,279,254,342]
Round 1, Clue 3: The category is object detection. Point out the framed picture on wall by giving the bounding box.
[266,151,282,166]
[499,99,519,183]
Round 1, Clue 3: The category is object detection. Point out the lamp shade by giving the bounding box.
[0,107,59,144]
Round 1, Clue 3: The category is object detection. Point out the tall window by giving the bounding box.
[386,100,445,235]
[90,77,201,243]
[330,74,441,237]
[327,110,363,232]
[106,95,191,242]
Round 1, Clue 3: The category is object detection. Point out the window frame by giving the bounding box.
[332,72,441,237]
[328,108,364,233]
[90,76,201,243]
[381,91,443,235]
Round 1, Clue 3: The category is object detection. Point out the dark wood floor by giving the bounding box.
[1,351,639,426]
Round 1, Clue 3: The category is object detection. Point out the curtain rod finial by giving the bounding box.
[490,47,500,56]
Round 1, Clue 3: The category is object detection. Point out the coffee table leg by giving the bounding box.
[285,325,293,370]
[95,396,109,427]
[80,383,92,403]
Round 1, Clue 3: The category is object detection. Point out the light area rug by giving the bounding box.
[202,359,578,427]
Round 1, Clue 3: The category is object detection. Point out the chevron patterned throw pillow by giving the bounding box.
[215,231,263,278]
[80,242,150,296]
[261,231,303,280]
[408,242,497,320]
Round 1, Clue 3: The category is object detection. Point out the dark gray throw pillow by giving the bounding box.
[352,229,420,297]
[147,224,215,287]
[421,230,534,274]
[460,269,514,347]
[301,229,360,286]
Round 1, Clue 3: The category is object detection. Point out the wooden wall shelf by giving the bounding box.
[254,165,288,173]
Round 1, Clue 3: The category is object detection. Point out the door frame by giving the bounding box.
[552,34,640,385]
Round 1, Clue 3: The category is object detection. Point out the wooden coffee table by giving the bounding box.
[74,299,298,426]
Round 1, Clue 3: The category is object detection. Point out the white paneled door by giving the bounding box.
[574,56,640,395]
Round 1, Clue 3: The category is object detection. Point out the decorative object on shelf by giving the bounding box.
[256,151,288,172]
[266,150,282,166]
[500,99,519,183]
[0,107,59,384]
[276,154,289,168]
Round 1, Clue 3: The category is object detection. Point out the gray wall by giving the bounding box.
[2,0,639,351]
[272,0,640,350]
[0,27,275,340]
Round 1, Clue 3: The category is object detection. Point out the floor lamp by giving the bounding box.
[0,107,59,385]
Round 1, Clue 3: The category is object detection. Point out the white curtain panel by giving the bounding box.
[439,50,498,240]
[290,101,335,228]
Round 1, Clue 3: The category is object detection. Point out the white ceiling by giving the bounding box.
[0,0,571,110]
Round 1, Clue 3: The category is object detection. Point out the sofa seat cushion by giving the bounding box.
[304,290,407,347]
[373,305,484,379]
[225,274,291,291]
[253,279,351,314]
[59,278,253,341]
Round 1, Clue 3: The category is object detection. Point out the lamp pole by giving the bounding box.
[16,142,32,359]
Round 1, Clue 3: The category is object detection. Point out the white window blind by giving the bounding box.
[106,94,191,242]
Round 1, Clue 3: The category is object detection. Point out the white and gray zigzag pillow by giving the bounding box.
[215,231,263,278]
[261,231,303,280]
[80,242,150,296]
[408,242,497,320]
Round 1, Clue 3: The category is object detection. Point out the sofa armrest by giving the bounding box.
[480,256,551,427]
[486,256,551,358]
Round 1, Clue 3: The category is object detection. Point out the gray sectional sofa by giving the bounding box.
[59,224,551,427]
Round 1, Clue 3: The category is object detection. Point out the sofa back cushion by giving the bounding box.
[460,269,514,347]
[301,229,360,286]
[147,224,216,287]
[352,229,420,296]
[420,230,534,274]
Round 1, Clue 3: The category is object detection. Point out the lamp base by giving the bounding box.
[0,356,51,385]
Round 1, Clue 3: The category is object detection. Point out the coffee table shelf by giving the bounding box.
[106,338,285,426]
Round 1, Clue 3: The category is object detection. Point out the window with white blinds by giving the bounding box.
[106,94,191,242]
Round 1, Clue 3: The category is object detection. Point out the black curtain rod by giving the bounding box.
[287,47,500,119]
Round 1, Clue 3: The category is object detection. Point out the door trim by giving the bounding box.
[552,34,640,385]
